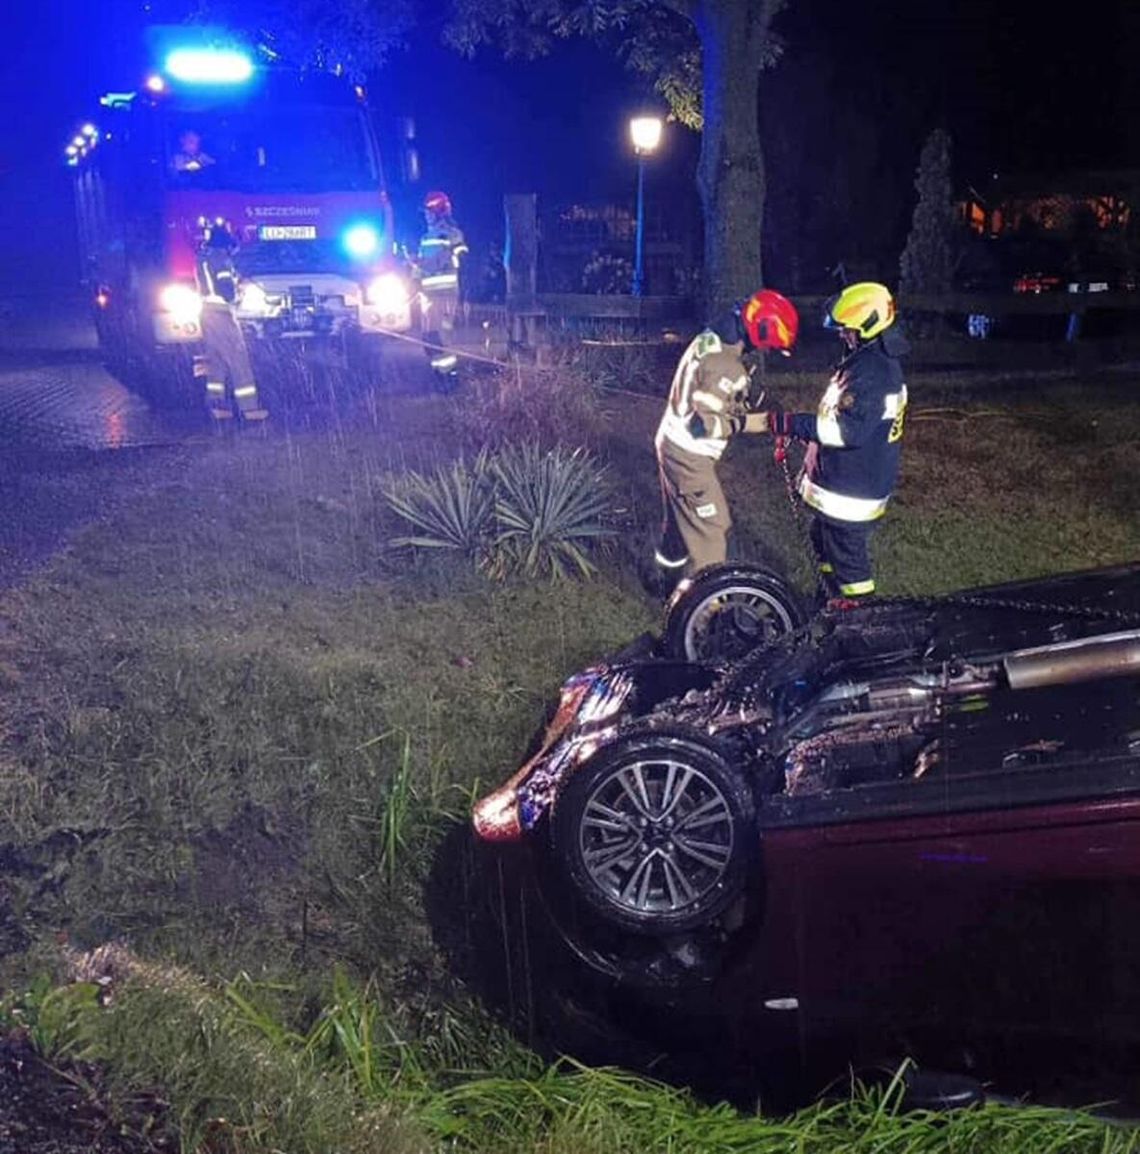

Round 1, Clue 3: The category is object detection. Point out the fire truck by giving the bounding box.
[68,35,417,395]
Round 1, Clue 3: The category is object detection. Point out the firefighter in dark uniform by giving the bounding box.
[194,221,267,422]
[755,282,908,604]
[655,289,799,580]
[416,190,469,386]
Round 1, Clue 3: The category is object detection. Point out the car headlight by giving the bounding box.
[365,272,410,312]
[158,283,203,324]
[239,282,269,314]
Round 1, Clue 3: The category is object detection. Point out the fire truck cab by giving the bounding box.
[69,38,416,392]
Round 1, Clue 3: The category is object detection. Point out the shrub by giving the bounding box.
[491,442,617,579]
[381,449,496,563]
[581,250,635,295]
[381,442,616,581]
[446,359,607,454]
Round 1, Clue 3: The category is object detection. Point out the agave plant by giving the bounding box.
[489,442,616,580]
[381,450,496,558]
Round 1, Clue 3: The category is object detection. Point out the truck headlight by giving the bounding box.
[239,282,269,315]
[365,273,410,313]
[158,283,203,325]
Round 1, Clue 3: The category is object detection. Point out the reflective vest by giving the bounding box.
[788,338,908,522]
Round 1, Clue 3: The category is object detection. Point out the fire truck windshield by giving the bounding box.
[163,105,379,192]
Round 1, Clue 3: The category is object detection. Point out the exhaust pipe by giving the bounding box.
[1004,630,1140,690]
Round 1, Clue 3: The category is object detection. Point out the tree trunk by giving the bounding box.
[694,0,773,317]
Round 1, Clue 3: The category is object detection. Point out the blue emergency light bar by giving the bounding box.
[163,47,254,84]
[343,223,382,260]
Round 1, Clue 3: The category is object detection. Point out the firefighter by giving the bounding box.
[415,190,468,385]
[172,129,215,174]
[193,223,267,423]
[753,282,909,606]
[655,289,799,581]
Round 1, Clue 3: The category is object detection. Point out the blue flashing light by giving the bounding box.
[343,223,381,260]
[163,47,254,84]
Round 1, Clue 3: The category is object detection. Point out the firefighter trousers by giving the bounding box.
[420,286,459,376]
[810,513,877,600]
[195,302,267,420]
[655,439,732,580]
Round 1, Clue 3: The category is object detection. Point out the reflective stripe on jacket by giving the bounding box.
[655,331,750,460]
[788,336,908,521]
[418,222,468,280]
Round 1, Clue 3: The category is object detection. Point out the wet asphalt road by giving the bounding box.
[0,297,188,586]
[0,297,182,452]
[0,293,456,452]
[0,295,435,585]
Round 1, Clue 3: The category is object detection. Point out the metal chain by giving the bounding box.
[873,590,1140,627]
[776,439,818,574]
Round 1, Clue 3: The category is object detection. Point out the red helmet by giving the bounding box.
[424,190,452,217]
[740,289,799,354]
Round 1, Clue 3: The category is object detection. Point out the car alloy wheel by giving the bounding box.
[580,753,734,916]
[551,729,756,935]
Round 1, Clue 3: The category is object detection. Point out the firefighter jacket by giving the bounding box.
[417,220,468,293]
[196,237,239,305]
[787,333,909,523]
[655,330,753,461]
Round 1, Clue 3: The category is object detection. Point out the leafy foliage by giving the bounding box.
[381,442,616,579]
[442,0,784,133]
[381,449,496,559]
[491,442,617,578]
[899,128,959,299]
[446,360,608,454]
[582,251,635,294]
[189,0,414,79]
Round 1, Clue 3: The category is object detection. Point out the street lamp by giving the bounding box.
[629,115,663,297]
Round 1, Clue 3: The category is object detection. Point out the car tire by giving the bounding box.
[549,726,756,938]
[662,563,808,664]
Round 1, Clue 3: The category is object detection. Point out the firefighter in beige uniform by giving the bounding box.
[193,223,267,422]
[654,289,800,579]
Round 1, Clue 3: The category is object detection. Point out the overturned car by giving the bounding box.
[473,562,1140,1054]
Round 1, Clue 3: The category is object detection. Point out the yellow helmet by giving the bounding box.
[824,282,896,340]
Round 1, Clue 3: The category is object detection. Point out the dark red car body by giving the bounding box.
[473,563,1140,1094]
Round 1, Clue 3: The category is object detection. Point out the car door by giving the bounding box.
[751,674,1140,1058]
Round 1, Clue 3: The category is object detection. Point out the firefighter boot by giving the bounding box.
[233,383,268,422]
[206,390,234,421]
[195,355,234,420]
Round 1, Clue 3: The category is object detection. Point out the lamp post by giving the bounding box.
[629,115,663,297]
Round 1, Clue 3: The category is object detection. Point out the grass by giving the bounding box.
[0,361,1138,1149]
[11,958,1138,1154]
[14,967,1140,1154]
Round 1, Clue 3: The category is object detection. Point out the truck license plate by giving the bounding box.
[259,225,317,241]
